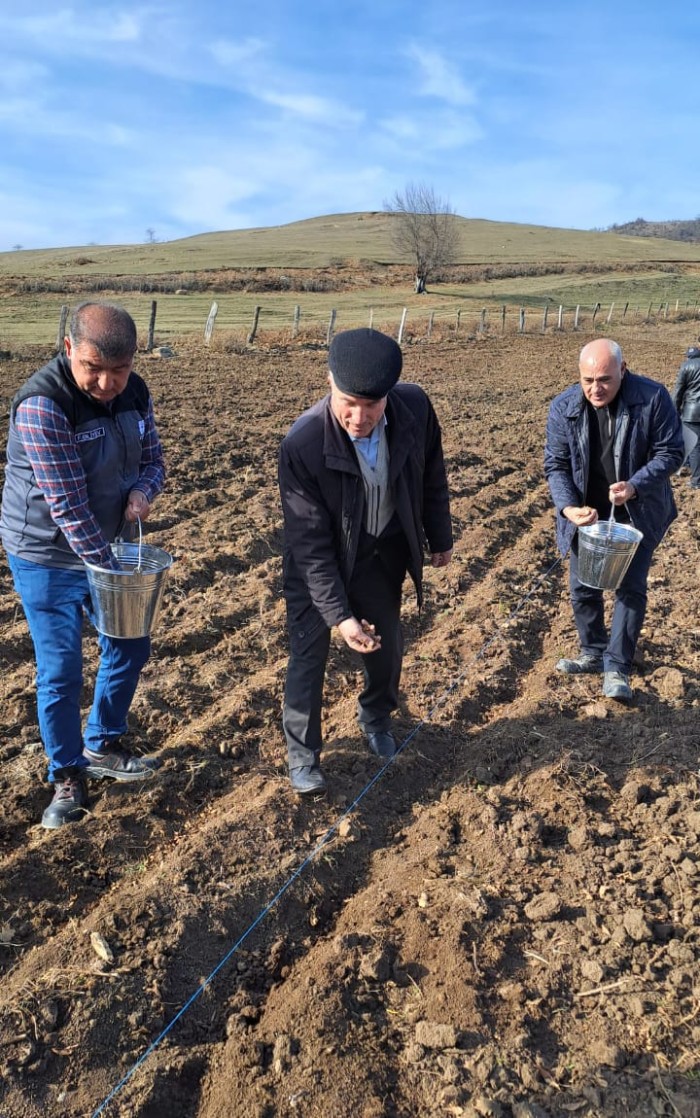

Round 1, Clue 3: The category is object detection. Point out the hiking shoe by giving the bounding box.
[555,653,604,675]
[603,671,633,702]
[289,765,327,796]
[83,744,157,782]
[42,775,89,829]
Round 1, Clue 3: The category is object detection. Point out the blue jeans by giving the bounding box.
[8,555,150,781]
[569,538,655,674]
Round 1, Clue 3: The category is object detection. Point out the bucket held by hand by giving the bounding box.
[85,542,173,638]
[577,522,643,590]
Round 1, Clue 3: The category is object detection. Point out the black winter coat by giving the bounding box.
[278,383,453,647]
[672,347,700,423]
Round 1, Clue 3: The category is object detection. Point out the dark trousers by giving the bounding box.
[683,421,700,487]
[569,538,655,674]
[283,544,405,771]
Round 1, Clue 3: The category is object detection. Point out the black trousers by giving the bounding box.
[682,421,700,487]
[282,539,406,771]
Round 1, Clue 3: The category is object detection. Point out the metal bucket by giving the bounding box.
[577,522,643,590]
[85,542,173,638]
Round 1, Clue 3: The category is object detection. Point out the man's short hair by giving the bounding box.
[69,302,137,361]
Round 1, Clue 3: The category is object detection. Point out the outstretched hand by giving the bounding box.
[337,616,382,654]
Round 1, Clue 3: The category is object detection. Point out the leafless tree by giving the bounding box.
[384,183,458,293]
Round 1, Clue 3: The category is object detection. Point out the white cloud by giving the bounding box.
[208,36,267,68]
[6,6,146,44]
[379,109,482,151]
[404,44,476,106]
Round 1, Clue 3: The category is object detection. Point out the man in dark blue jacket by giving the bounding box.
[279,328,453,794]
[1,303,166,829]
[544,338,683,701]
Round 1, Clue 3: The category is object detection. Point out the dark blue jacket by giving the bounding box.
[544,370,684,555]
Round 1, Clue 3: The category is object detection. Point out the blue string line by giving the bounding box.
[91,554,562,1116]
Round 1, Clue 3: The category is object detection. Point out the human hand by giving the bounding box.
[609,481,636,506]
[563,505,598,527]
[430,548,453,568]
[124,489,151,522]
[337,616,382,653]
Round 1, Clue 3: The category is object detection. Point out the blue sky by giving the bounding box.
[1,1,699,250]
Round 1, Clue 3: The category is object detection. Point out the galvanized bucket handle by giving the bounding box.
[114,515,143,572]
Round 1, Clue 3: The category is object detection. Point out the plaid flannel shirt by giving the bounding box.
[15,394,165,569]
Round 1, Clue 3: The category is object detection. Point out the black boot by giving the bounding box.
[42,772,90,829]
[289,765,326,795]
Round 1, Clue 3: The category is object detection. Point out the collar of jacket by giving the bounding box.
[321,389,418,480]
[563,369,646,420]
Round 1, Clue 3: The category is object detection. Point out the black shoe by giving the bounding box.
[42,775,90,829]
[555,653,604,675]
[365,731,398,759]
[83,744,157,782]
[603,671,633,701]
[289,765,327,796]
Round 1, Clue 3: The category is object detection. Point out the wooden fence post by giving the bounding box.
[204,301,218,344]
[247,306,261,344]
[501,305,506,334]
[592,302,600,326]
[663,302,669,319]
[518,308,525,333]
[397,307,408,344]
[326,309,337,346]
[646,302,653,320]
[541,305,549,332]
[369,309,374,329]
[146,300,157,352]
[479,308,487,334]
[574,305,580,329]
[455,310,461,335]
[623,302,629,318]
[427,311,435,338]
[606,302,614,325]
[557,305,564,330]
[56,304,69,354]
[292,305,300,338]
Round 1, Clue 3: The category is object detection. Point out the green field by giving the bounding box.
[1,212,699,347]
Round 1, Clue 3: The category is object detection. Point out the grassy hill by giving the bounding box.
[1,213,700,347]
[3,212,700,279]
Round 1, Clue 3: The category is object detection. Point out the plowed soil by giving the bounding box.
[0,323,698,1118]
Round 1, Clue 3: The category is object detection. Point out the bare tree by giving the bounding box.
[145,227,157,244]
[384,183,458,293]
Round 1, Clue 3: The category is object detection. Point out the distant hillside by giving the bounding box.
[608,218,700,243]
[3,213,700,280]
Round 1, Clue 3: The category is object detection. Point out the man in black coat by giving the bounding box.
[672,340,700,488]
[278,328,453,794]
